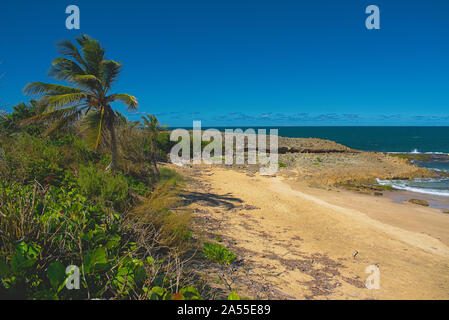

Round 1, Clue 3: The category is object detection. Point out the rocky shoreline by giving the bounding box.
[176,132,441,193]
[219,135,436,185]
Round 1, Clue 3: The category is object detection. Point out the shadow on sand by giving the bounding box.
[181,191,243,210]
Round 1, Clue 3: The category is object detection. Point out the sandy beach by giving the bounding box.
[178,162,449,299]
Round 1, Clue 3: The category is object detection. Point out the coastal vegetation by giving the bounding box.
[22,35,138,172]
[202,242,237,265]
[0,35,205,300]
[1,35,446,301]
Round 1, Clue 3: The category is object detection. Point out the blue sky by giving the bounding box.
[1,0,448,126]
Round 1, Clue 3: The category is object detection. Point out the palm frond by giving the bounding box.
[71,75,103,91]
[80,38,105,77]
[43,107,85,135]
[56,39,88,68]
[81,109,109,149]
[48,57,86,81]
[23,82,85,96]
[101,60,122,89]
[108,93,138,111]
[20,105,86,127]
[44,93,89,110]
[75,34,93,47]
[142,114,167,132]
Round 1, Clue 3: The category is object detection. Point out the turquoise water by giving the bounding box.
[377,178,449,197]
[275,126,449,198]
[225,126,449,154]
[207,126,449,197]
[377,158,449,198]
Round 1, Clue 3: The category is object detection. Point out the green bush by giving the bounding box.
[77,164,129,210]
[0,134,66,185]
[202,242,237,265]
[0,110,201,300]
[154,131,174,160]
[0,101,44,136]
[0,181,198,300]
[0,182,145,299]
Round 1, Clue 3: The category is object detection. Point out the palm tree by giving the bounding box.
[141,114,167,176]
[23,35,138,171]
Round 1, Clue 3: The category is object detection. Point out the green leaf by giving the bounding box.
[10,242,40,275]
[105,235,121,249]
[148,286,169,300]
[180,286,202,300]
[228,291,240,300]
[83,247,108,273]
[113,266,135,295]
[92,247,107,264]
[47,262,66,289]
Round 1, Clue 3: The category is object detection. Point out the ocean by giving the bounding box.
[208,126,449,197]
[256,126,449,154]
[279,126,449,198]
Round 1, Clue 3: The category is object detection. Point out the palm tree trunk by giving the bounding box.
[108,124,118,172]
[152,154,159,176]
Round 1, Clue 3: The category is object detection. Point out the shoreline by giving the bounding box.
[383,189,449,211]
[179,164,449,299]
[167,134,449,299]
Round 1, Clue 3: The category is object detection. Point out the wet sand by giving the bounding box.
[383,190,449,210]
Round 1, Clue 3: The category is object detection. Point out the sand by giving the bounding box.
[180,165,449,300]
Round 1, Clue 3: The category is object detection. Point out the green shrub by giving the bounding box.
[202,242,237,265]
[0,110,202,300]
[0,134,66,185]
[126,175,150,197]
[0,101,44,136]
[0,181,198,300]
[154,131,174,160]
[77,164,129,210]
[0,182,143,299]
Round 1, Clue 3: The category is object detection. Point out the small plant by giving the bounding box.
[278,162,286,168]
[228,291,241,300]
[202,242,237,265]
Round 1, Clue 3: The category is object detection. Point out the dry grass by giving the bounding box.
[129,176,192,252]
